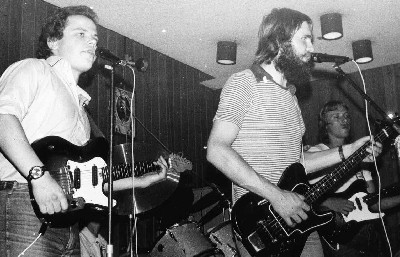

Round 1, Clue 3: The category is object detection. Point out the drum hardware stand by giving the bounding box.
[97,48,155,257]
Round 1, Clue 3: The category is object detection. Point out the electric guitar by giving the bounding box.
[30,136,192,224]
[231,122,399,257]
[319,180,400,246]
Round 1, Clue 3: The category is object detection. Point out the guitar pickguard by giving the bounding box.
[67,157,116,209]
[343,192,384,222]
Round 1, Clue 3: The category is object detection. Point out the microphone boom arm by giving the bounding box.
[333,64,398,127]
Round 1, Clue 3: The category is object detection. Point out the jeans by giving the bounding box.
[301,231,324,257]
[0,181,80,257]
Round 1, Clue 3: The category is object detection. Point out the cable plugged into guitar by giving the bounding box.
[18,220,51,256]
[68,197,85,211]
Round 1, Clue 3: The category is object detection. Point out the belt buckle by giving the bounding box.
[0,181,16,191]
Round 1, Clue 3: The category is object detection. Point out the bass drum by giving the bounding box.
[207,221,251,257]
[150,221,223,257]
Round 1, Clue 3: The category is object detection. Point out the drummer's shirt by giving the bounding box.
[80,227,107,257]
[0,56,91,183]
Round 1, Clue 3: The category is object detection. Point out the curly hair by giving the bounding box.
[254,8,312,65]
[36,5,98,59]
[318,100,350,145]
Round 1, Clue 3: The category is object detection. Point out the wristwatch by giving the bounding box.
[27,166,46,182]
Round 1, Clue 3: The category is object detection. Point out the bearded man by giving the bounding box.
[206,8,382,257]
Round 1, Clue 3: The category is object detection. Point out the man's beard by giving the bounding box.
[274,43,314,86]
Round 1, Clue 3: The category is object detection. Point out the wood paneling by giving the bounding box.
[1,0,400,253]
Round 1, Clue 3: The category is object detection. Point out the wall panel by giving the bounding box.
[2,0,400,253]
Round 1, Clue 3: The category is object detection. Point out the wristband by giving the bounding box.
[338,145,346,162]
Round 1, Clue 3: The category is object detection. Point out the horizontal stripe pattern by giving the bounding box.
[214,69,305,202]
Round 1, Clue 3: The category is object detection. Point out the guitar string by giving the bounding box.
[305,128,389,203]
[260,126,395,240]
[260,140,375,239]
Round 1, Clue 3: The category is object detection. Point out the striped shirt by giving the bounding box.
[214,64,305,202]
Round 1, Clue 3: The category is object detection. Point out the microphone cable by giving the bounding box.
[353,59,393,257]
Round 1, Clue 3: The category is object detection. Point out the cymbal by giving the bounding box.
[113,173,180,216]
[190,191,220,213]
[113,142,168,163]
[111,142,179,215]
[190,182,228,213]
[197,199,230,227]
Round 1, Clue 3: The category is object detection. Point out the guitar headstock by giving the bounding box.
[168,153,193,173]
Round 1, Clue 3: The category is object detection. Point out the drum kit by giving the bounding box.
[112,142,251,257]
[147,186,251,257]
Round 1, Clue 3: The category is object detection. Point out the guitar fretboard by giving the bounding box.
[305,124,397,205]
[102,161,159,183]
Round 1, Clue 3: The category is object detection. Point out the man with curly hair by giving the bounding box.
[0,5,167,257]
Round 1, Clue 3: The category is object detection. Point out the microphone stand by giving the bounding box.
[333,64,400,133]
[105,64,116,257]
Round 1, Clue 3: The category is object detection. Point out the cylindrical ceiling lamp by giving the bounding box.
[352,39,373,64]
[216,41,237,65]
[320,13,343,40]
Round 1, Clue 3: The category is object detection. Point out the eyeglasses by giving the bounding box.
[327,112,351,123]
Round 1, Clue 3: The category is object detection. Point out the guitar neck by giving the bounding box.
[305,124,397,205]
[103,161,160,183]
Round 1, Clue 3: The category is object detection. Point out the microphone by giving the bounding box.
[95,47,121,64]
[311,53,352,64]
[95,47,148,72]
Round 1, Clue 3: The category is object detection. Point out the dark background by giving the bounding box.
[1,0,399,254]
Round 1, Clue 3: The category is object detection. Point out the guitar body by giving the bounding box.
[30,136,193,224]
[232,163,334,257]
[232,122,399,256]
[33,136,109,171]
[31,136,110,224]
[318,179,384,247]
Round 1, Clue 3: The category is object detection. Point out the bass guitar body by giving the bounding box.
[232,163,334,257]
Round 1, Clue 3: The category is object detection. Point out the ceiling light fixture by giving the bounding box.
[320,13,343,40]
[352,39,373,64]
[216,41,237,65]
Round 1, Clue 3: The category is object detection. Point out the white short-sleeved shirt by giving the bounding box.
[80,227,107,257]
[0,56,91,182]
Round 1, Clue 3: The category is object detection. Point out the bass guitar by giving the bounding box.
[231,122,399,257]
[30,136,192,224]
[320,180,400,246]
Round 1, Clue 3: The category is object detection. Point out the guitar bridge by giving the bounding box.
[245,220,278,254]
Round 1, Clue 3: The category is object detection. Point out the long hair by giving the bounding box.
[318,100,350,145]
[255,8,312,65]
[36,5,98,59]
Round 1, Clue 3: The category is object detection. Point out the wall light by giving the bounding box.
[216,41,237,65]
[352,39,373,64]
[320,13,343,40]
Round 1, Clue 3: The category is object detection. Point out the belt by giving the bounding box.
[0,181,27,191]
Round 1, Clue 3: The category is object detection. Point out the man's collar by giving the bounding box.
[46,56,64,66]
